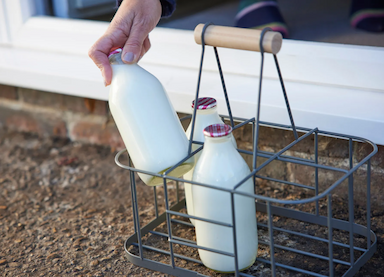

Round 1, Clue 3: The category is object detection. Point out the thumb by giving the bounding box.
[122,23,148,64]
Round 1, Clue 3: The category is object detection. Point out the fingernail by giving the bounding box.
[123,52,135,63]
[104,80,107,87]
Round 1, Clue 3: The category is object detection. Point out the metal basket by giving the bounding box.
[114,23,378,277]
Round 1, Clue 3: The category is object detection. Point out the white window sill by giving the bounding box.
[0,16,383,144]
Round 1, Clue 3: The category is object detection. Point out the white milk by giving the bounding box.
[108,49,193,186]
[184,98,236,225]
[192,124,258,272]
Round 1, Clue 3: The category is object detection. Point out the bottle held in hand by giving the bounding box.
[108,48,193,186]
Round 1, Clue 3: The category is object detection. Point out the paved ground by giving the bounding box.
[0,128,383,276]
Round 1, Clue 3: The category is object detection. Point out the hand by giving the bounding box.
[88,0,162,86]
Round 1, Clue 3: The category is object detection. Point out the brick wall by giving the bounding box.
[0,85,124,151]
[233,125,384,210]
[1,84,383,208]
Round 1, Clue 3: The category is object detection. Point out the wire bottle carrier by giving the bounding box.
[115,23,378,276]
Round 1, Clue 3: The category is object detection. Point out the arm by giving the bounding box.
[117,0,176,18]
[158,0,176,18]
[88,0,176,86]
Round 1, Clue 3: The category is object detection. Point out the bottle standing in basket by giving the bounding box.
[108,48,193,186]
[184,97,236,225]
[192,124,258,272]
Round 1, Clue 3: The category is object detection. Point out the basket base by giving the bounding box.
[124,199,377,277]
[206,260,254,274]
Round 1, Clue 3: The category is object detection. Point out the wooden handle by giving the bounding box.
[194,24,283,54]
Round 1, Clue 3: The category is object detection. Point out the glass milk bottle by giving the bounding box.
[192,124,257,272]
[184,97,236,225]
[108,48,193,186]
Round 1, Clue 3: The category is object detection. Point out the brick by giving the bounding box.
[93,99,108,116]
[183,112,383,209]
[352,170,384,210]
[61,95,89,114]
[180,111,382,206]
[257,159,288,186]
[0,85,18,100]
[177,112,191,131]
[19,88,64,109]
[287,162,315,187]
[234,124,316,156]
[233,123,253,144]
[51,121,67,137]
[237,140,253,169]
[258,126,350,159]
[285,158,384,208]
[69,120,124,151]
[319,137,349,158]
[259,126,297,151]
[78,98,108,116]
[5,112,40,134]
[354,141,384,169]
[287,162,347,192]
[0,105,67,138]
[179,113,374,161]
[18,88,107,116]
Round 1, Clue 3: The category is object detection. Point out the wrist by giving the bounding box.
[159,0,176,18]
[116,0,174,18]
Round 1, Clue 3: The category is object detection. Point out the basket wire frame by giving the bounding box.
[115,22,378,276]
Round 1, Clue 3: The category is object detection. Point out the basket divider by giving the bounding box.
[163,178,176,268]
[367,159,372,249]
[188,22,212,155]
[273,54,298,140]
[129,156,143,259]
[327,195,334,277]
[251,30,266,170]
[315,131,320,216]
[267,201,276,276]
[153,186,159,218]
[231,192,240,276]
[348,138,355,265]
[176,181,180,204]
[213,46,234,128]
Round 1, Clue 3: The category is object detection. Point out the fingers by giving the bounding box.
[121,20,150,64]
[139,36,151,61]
[143,36,151,53]
[88,37,115,86]
[88,32,148,86]
[88,0,161,85]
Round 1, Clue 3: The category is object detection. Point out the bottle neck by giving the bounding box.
[191,106,219,116]
[110,57,142,81]
[109,53,139,67]
[109,53,124,65]
[204,134,233,146]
